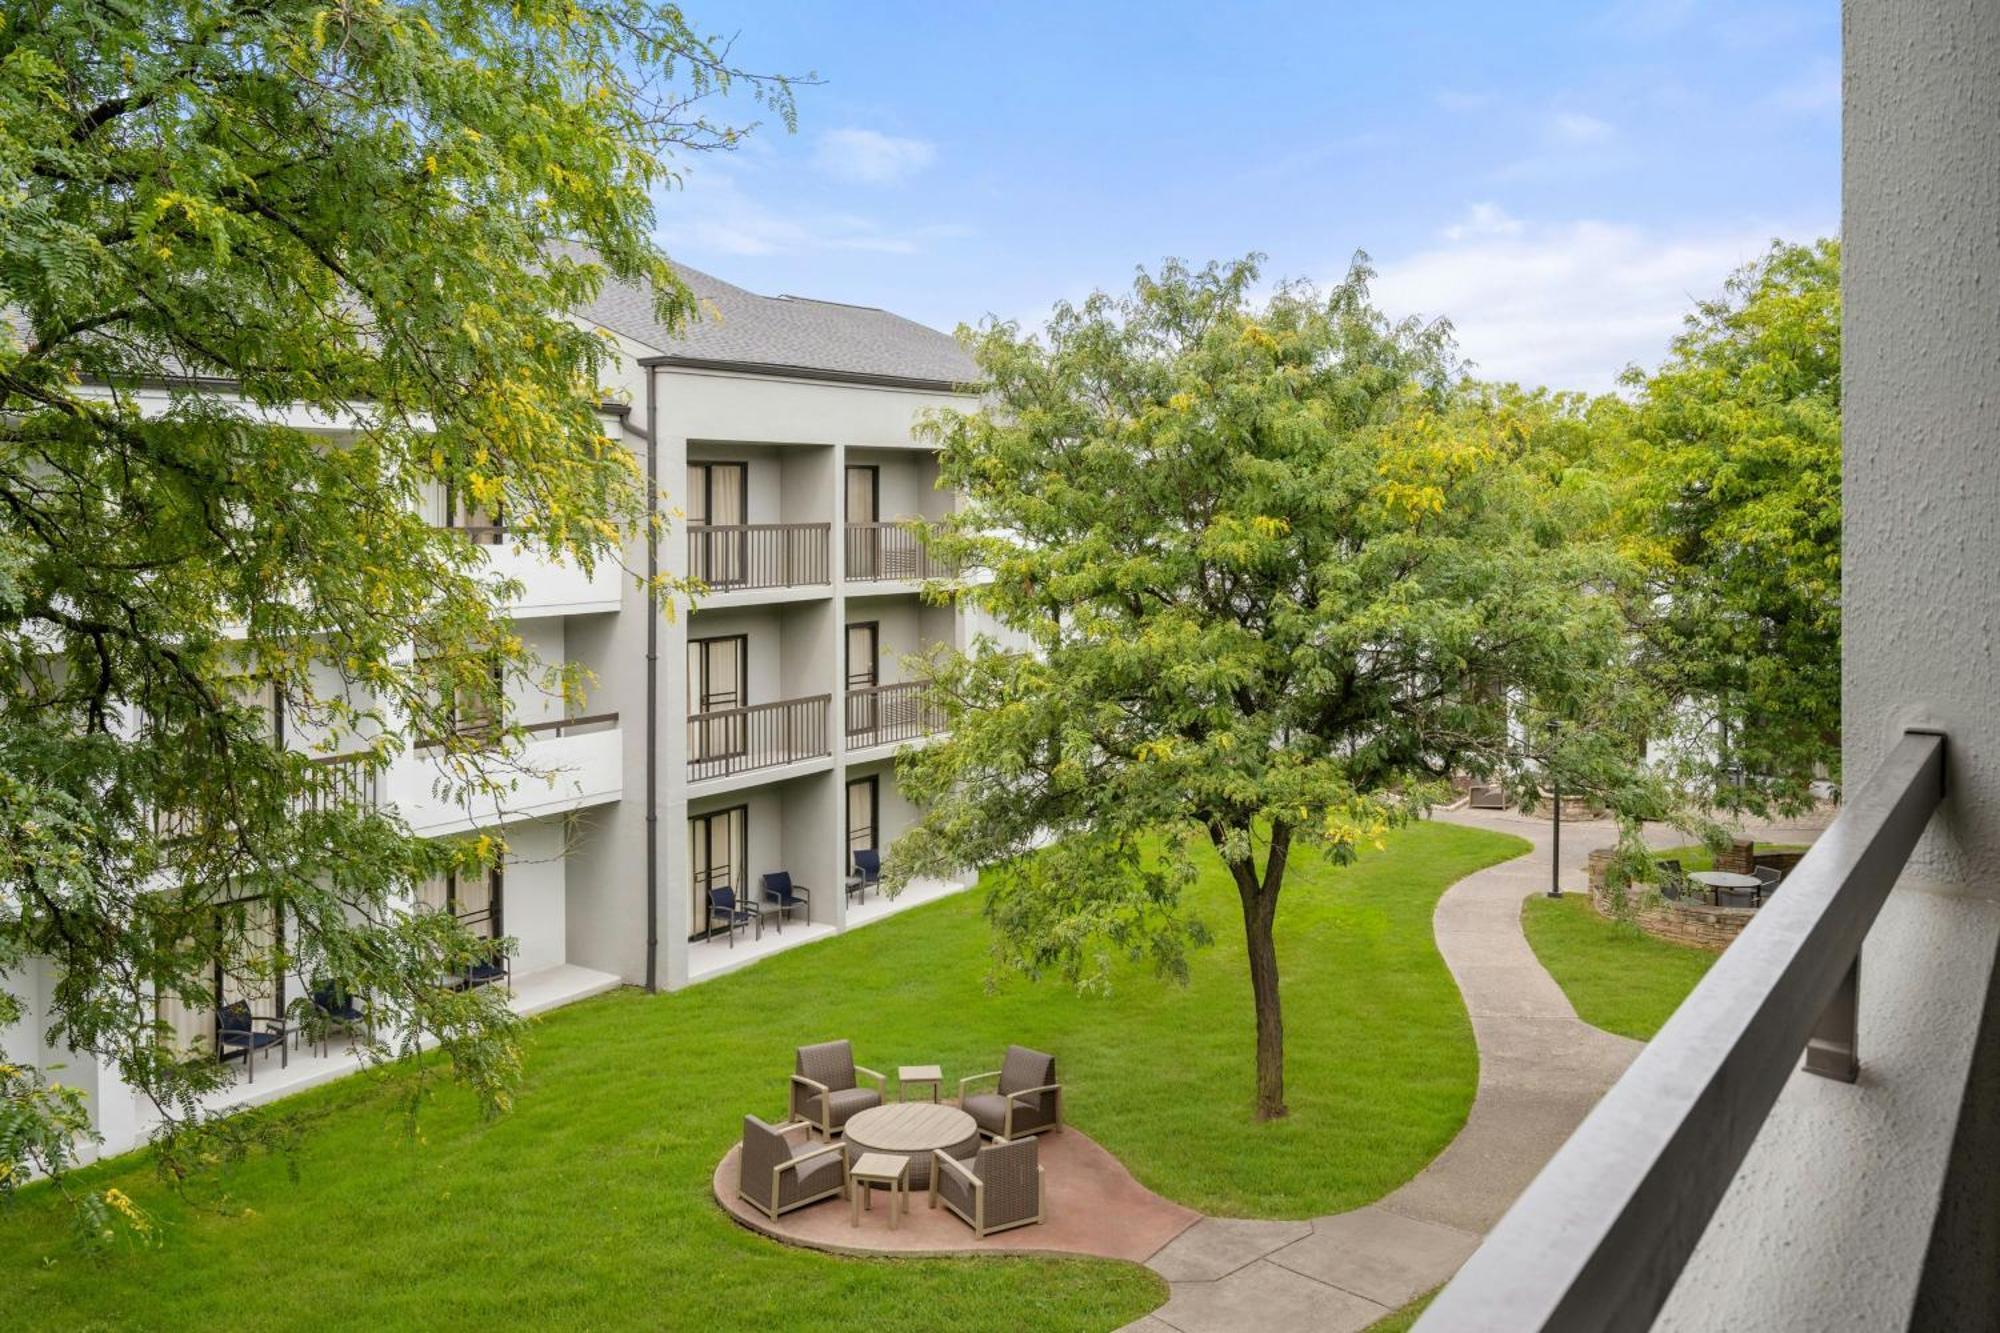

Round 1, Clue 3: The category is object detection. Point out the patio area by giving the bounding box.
[712,1114,1197,1263]
[196,963,621,1117]
[686,872,974,984]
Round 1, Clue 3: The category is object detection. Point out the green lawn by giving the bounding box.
[1520,894,1719,1040]
[1648,841,1809,874]
[1365,1287,1440,1332]
[1,819,1524,1331]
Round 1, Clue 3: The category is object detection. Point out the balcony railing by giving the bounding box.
[293,752,380,815]
[687,695,830,782]
[688,523,831,591]
[441,523,507,546]
[1418,729,1947,1331]
[844,681,944,748]
[844,522,952,582]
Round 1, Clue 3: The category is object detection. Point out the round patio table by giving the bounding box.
[841,1102,979,1191]
[1690,869,1762,907]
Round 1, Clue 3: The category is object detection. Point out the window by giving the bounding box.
[688,635,748,760]
[687,461,747,585]
[846,776,878,874]
[690,805,747,939]
[846,465,880,578]
[846,621,879,737]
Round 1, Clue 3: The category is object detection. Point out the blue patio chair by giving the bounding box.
[217,999,288,1084]
[305,979,370,1057]
[759,872,812,933]
[849,849,881,906]
[706,885,760,947]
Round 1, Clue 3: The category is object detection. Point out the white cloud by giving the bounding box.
[657,168,967,258]
[1371,205,1819,393]
[812,128,937,185]
[1442,202,1525,241]
[1549,111,1616,146]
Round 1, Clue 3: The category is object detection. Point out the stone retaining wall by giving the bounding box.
[1582,843,1811,952]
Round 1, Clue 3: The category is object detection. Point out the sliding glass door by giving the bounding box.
[846,776,878,877]
[690,805,747,939]
[687,634,749,762]
[845,464,880,579]
[687,461,747,586]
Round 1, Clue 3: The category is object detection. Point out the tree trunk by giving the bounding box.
[1239,883,1286,1119]
[1223,819,1291,1121]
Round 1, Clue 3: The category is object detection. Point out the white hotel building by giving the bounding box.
[2,264,983,1158]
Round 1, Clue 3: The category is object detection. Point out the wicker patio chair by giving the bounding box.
[930,1135,1045,1238]
[789,1039,886,1138]
[959,1044,1062,1141]
[1655,858,1687,902]
[737,1115,847,1221]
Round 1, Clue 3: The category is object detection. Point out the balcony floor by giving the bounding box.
[195,963,623,1117]
[845,873,975,930]
[684,874,975,986]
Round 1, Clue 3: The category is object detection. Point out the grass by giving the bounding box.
[0,819,1526,1331]
[1520,894,1720,1040]
[1647,842,1809,874]
[1364,1287,1440,1331]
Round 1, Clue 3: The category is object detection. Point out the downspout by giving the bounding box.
[642,368,661,992]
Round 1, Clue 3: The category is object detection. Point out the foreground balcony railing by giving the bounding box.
[844,521,951,582]
[844,681,944,748]
[1419,729,1947,1331]
[687,695,830,782]
[688,523,831,591]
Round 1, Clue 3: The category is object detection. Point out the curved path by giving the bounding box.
[1129,808,1824,1332]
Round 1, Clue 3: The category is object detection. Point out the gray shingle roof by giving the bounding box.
[576,259,978,389]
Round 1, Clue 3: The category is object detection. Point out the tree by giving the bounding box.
[892,257,1636,1120]
[0,0,791,1233]
[1611,239,1842,813]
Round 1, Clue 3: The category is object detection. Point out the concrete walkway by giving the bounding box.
[1129,808,1826,1332]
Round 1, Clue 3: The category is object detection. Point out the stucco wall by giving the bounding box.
[1657,5,2000,1327]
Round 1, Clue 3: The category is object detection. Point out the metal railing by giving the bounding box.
[844,681,944,748]
[844,521,952,582]
[441,523,507,546]
[1418,729,1948,1332]
[292,752,381,815]
[518,712,620,739]
[686,695,830,782]
[688,523,831,590]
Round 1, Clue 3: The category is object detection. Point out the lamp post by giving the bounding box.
[1546,719,1563,899]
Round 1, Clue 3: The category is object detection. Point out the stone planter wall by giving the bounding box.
[1583,842,1811,953]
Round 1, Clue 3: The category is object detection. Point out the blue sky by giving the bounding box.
[658,1,1839,392]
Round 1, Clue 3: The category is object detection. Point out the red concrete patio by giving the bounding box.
[713,1120,1199,1262]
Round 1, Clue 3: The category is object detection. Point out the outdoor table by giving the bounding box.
[898,1064,943,1103]
[1690,869,1762,906]
[847,1151,909,1229]
[842,1102,979,1191]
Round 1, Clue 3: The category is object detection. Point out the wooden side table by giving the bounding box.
[898,1064,943,1103]
[848,1151,908,1229]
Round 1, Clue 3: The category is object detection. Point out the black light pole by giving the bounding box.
[1547,719,1563,899]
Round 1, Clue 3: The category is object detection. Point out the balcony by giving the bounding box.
[390,713,623,836]
[843,681,944,751]
[687,695,830,783]
[844,522,951,583]
[688,524,831,593]
[441,524,622,618]
[1421,730,1948,1329]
